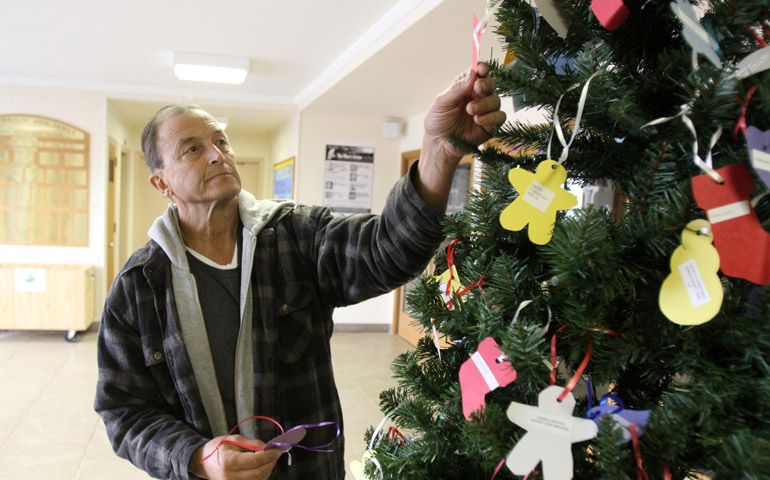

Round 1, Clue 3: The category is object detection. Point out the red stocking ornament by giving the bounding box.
[691,163,770,285]
[459,337,517,420]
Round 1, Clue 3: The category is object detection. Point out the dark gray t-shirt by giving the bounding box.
[186,230,243,431]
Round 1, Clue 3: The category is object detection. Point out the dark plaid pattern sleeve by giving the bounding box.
[248,163,447,479]
[301,161,447,306]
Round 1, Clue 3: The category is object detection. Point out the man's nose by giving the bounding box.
[207,143,225,164]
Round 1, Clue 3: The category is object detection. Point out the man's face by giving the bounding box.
[151,110,242,209]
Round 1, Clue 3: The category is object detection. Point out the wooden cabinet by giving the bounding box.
[0,264,95,339]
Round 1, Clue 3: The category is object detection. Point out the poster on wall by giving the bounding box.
[272,157,295,200]
[323,142,374,214]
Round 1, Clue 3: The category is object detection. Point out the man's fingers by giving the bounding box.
[474,76,496,96]
[475,110,507,131]
[468,91,502,116]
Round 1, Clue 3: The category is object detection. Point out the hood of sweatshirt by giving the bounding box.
[148,189,292,269]
[146,189,293,438]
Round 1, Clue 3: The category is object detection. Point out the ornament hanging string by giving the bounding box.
[630,423,650,480]
[430,318,443,361]
[199,416,340,463]
[681,115,724,183]
[548,69,605,164]
[511,300,553,341]
[361,406,406,480]
[734,84,759,137]
[641,108,724,183]
[550,327,593,402]
[444,239,485,309]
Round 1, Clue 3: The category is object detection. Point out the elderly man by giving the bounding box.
[95,62,505,480]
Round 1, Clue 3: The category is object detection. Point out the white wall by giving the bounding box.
[296,111,406,326]
[0,85,108,321]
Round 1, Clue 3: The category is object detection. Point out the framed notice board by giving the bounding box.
[272,157,294,200]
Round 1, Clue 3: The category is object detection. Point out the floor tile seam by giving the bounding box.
[74,420,100,480]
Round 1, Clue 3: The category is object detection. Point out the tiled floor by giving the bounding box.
[0,326,411,479]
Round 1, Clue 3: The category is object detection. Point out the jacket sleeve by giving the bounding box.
[94,270,207,480]
[292,160,446,306]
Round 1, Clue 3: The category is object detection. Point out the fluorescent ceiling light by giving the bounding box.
[173,52,249,85]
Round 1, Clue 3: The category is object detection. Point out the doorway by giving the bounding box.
[392,150,474,347]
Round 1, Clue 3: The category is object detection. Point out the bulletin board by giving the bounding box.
[0,115,90,246]
[272,157,295,200]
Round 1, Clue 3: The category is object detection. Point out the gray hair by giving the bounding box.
[141,103,204,171]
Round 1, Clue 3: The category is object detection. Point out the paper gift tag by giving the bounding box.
[692,163,770,285]
[733,46,770,80]
[506,386,598,480]
[659,219,723,325]
[746,126,770,188]
[500,159,578,245]
[533,0,570,38]
[459,337,517,420]
[591,0,629,30]
[264,427,307,453]
[670,0,721,67]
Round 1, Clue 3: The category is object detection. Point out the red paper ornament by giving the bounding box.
[691,163,770,285]
[591,0,629,30]
[459,337,517,420]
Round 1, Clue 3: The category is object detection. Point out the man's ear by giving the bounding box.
[149,170,172,198]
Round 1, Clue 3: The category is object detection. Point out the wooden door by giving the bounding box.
[237,158,263,199]
[392,150,474,347]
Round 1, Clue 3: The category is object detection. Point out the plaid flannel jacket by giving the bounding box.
[95,168,445,480]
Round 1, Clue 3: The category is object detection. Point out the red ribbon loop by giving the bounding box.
[550,326,593,402]
[630,423,650,480]
[734,85,759,137]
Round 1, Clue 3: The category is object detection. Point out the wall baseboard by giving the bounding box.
[334,323,390,333]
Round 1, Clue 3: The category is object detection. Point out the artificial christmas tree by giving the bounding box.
[359,0,770,478]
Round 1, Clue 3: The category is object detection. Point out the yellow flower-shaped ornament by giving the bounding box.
[500,159,578,245]
[431,264,465,310]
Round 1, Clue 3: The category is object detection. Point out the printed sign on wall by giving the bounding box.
[323,142,374,214]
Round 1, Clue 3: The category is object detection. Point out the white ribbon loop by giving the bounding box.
[681,115,724,183]
[548,69,605,164]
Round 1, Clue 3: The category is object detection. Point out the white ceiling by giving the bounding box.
[0,0,500,134]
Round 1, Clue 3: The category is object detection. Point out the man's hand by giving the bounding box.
[417,62,506,212]
[189,435,283,480]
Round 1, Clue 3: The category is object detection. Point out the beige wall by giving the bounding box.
[294,111,413,325]
[269,113,301,199]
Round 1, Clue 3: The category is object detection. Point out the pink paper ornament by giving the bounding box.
[591,0,629,30]
[459,337,517,420]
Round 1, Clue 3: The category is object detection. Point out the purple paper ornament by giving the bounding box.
[587,397,650,443]
[746,126,770,189]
